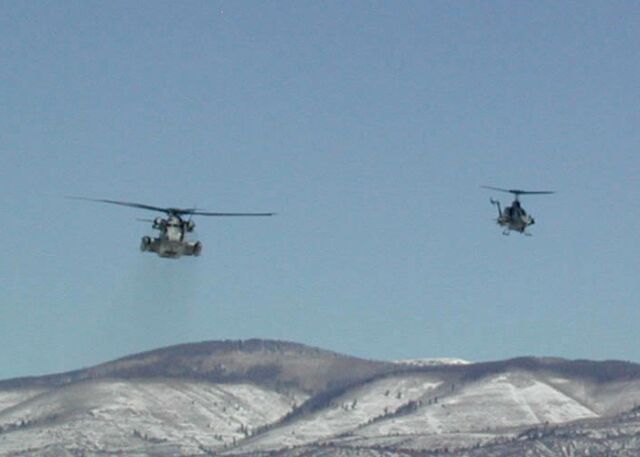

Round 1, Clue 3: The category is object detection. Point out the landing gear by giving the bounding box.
[193,241,202,256]
[140,236,152,252]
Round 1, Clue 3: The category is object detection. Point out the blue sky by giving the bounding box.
[1,1,639,379]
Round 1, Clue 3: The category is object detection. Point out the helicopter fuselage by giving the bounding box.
[141,215,202,258]
[491,199,535,235]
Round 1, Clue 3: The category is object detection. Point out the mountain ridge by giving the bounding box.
[2,339,640,456]
[3,339,640,390]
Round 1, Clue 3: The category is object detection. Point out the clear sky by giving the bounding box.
[1,1,639,380]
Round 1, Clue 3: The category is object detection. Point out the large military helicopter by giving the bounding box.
[68,197,275,258]
[481,186,554,235]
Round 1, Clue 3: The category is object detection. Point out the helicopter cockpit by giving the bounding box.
[165,216,184,241]
[506,200,526,217]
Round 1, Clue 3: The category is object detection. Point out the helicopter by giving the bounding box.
[68,197,275,258]
[481,186,554,235]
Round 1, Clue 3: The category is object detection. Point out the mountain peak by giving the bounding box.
[0,339,393,394]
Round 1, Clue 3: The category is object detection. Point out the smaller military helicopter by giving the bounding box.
[68,197,275,258]
[481,186,554,235]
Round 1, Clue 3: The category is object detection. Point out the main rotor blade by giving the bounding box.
[66,196,170,213]
[481,185,512,193]
[185,210,276,217]
[480,186,554,195]
[67,197,276,216]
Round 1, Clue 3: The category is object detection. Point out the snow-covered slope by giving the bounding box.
[361,372,597,434]
[0,379,304,456]
[231,370,612,454]
[217,407,640,457]
[233,373,442,452]
[340,371,599,452]
[0,388,44,413]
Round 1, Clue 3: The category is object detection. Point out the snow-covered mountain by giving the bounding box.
[393,358,471,367]
[1,340,639,456]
